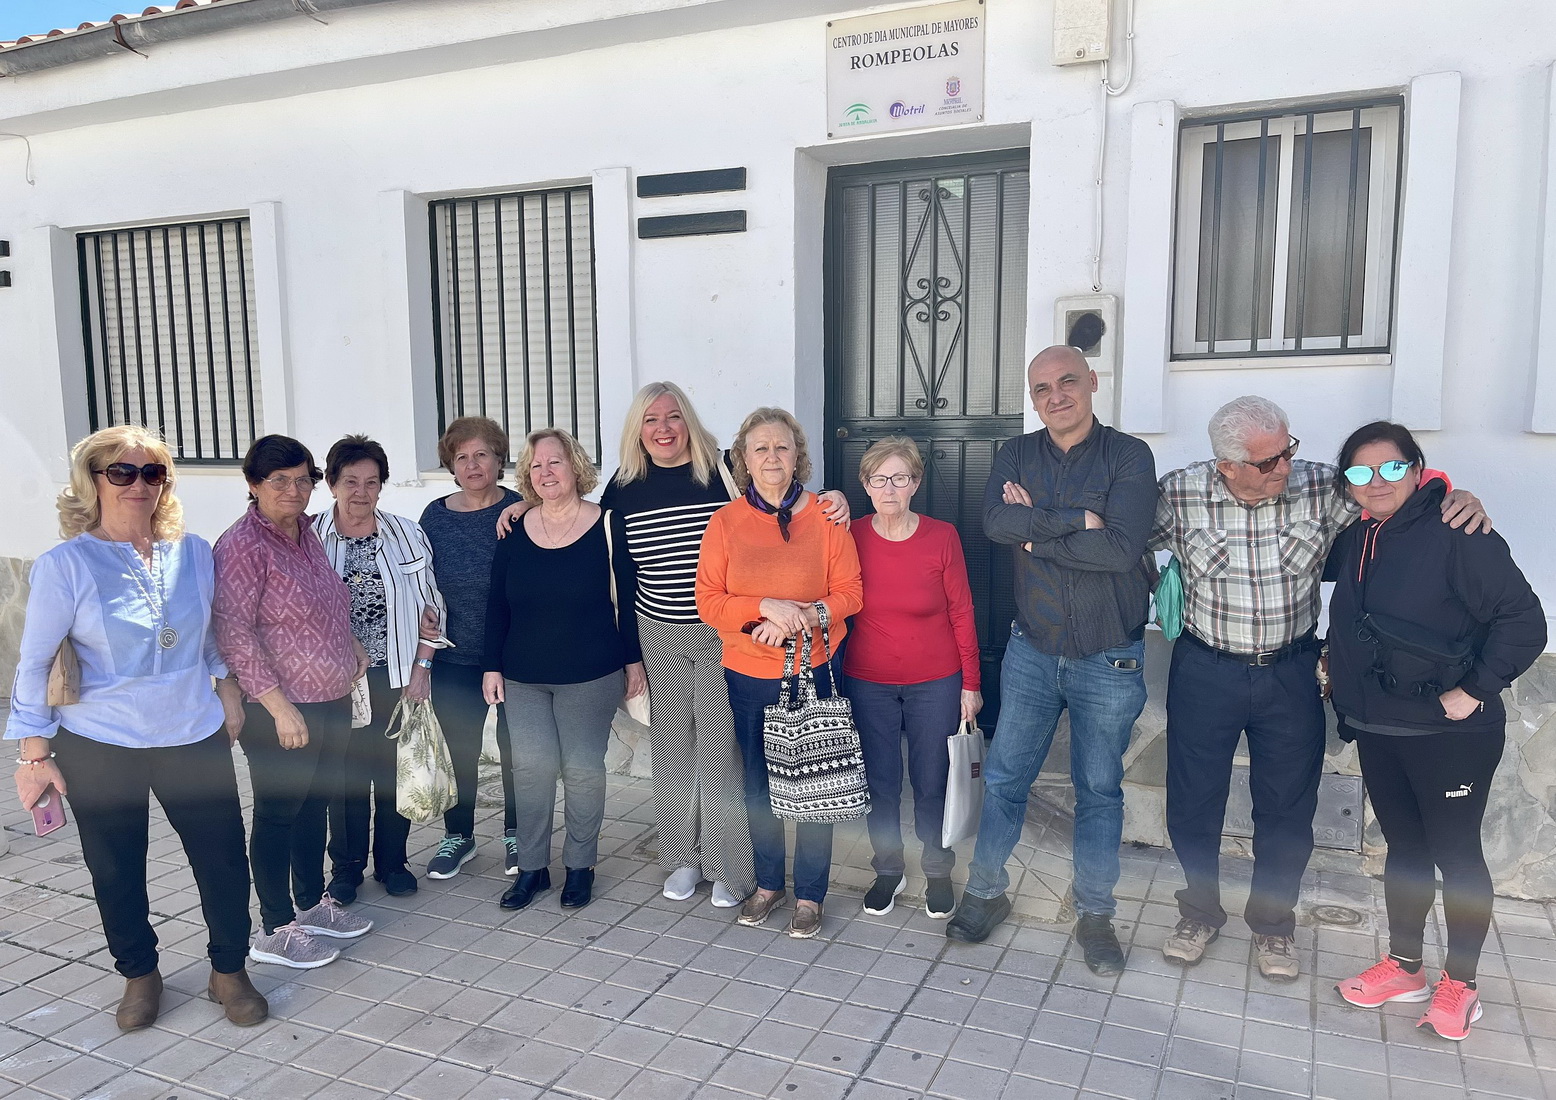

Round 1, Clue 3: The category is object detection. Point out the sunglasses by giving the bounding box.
[94,463,169,487]
[1343,460,1414,486]
[1243,437,1300,475]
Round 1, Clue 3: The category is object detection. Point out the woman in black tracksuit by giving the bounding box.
[1324,421,1545,1041]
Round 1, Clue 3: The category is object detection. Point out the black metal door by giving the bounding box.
[824,150,1030,729]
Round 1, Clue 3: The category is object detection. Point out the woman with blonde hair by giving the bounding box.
[484,428,646,912]
[7,426,266,1031]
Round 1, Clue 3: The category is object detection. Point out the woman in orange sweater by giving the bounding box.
[696,408,863,939]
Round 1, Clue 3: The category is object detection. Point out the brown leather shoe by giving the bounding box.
[115,971,162,1031]
[208,968,269,1026]
[736,889,786,927]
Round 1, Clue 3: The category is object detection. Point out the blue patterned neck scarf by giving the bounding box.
[745,479,804,541]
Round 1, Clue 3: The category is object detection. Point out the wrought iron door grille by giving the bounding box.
[1172,97,1404,359]
[77,218,261,463]
[429,186,601,459]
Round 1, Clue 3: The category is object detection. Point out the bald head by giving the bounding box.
[1027,345,1097,445]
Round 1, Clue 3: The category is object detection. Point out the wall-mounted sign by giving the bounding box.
[826,0,985,139]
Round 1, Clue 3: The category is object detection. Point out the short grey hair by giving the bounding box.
[1208,396,1290,463]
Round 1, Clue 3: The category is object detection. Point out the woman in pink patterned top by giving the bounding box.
[213,435,372,970]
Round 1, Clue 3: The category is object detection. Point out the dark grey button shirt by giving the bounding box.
[983,419,1158,658]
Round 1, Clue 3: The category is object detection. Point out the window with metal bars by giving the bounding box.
[77,218,262,463]
[1171,98,1404,359]
[429,186,600,460]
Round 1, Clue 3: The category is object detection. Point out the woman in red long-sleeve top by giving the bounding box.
[842,437,982,923]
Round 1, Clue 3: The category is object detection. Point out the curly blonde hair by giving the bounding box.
[58,425,184,541]
[515,427,599,502]
[729,407,812,492]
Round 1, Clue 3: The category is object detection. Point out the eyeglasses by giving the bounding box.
[1243,437,1300,475]
[1343,460,1414,486]
[864,473,918,489]
[260,475,317,492]
[94,463,168,487]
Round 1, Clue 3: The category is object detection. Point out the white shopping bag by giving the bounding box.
[941,719,985,848]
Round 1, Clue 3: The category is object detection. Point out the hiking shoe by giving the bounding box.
[295,895,373,940]
[789,903,823,939]
[1162,917,1219,964]
[1336,957,1431,1008]
[862,874,905,916]
[737,889,786,927]
[710,882,746,909]
[427,834,477,880]
[925,877,957,920]
[1076,913,1126,976]
[503,829,520,876]
[664,866,700,901]
[945,892,1012,943]
[248,923,340,969]
[1417,973,1482,1041]
[1252,933,1300,982]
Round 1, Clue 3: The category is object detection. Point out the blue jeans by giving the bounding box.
[965,624,1147,916]
[846,672,961,879]
[725,656,844,904]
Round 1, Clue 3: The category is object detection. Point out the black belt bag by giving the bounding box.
[1355,611,1476,699]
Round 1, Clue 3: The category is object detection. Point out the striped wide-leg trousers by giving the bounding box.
[638,615,755,898]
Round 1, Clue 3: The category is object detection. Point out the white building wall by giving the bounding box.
[0,0,1553,640]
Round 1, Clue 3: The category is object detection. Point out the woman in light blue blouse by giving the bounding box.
[6,426,265,1032]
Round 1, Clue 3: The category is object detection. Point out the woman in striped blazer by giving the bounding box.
[313,435,446,902]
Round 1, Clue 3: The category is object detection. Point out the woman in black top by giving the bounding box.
[1326,421,1545,1041]
[483,428,645,912]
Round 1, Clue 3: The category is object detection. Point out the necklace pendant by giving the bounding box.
[158,626,179,650]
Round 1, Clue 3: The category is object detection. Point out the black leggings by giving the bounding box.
[430,661,516,838]
[328,666,411,881]
[1352,724,1504,982]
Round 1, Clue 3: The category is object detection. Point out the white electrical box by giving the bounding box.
[1052,0,1111,66]
[1054,293,1118,375]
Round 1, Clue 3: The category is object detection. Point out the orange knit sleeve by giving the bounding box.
[695,505,765,632]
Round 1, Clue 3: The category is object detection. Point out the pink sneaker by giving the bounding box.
[1335,956,1430,1007]
[1417,973,1482,1041]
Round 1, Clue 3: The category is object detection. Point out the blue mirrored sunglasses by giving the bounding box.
[1343,460,1414,486]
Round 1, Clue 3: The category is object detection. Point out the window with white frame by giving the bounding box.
[78,218,263,462]
[1171,98,1403,360]
[429,186,601,459]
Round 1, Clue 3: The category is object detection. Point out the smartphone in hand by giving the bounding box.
[31,785,67,836]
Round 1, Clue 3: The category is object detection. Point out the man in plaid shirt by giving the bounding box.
[1151,396,1486,982]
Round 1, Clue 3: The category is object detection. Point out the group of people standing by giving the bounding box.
[7,352,1543,1046]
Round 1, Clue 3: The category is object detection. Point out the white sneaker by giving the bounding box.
[248,923,340,969]
[295,895,373,940]
[710,882,746,908]
[663,866,701,901]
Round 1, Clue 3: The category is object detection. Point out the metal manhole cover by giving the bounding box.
[1310,904,1363,925]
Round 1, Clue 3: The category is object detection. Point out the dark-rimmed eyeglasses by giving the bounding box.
[1243,437,1299,475]
[94,463,168,487]
[1343,460,1414,486]
[864,473,919,489]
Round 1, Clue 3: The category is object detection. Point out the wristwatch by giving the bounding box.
[415,658,434,670]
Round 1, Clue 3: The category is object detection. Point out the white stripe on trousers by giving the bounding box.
[638,615,755,896]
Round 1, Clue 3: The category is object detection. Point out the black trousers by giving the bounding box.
[1353,724,1504,982]
[53,728,251,977]
[431,661,516,838]
[328,667,411,882]
[239,696,350,935]
[1165,635,1325,937]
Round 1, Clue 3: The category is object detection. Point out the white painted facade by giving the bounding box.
[1,0,1555,640]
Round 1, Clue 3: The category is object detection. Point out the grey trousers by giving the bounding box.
[503,670,623,871]
[639,617,755,896]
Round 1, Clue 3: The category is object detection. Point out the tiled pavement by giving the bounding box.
[0,771,1552,1100]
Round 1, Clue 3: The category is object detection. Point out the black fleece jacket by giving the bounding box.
[1323,479,1546,734]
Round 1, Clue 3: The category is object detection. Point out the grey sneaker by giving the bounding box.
[1252,933,1300,982]
[248,923,340,969]
[1162,917,1219,965]
[427,834,478,880]
[503,829,519,876]
[663,866,700,901]
[295,895,373,940]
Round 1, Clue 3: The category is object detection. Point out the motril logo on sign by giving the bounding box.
[826,0,986,138]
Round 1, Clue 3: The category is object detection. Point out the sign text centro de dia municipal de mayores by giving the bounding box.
[826,0,987,139]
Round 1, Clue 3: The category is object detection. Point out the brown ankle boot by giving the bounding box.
[115,971,162,1031]
[207,968,268,1026]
